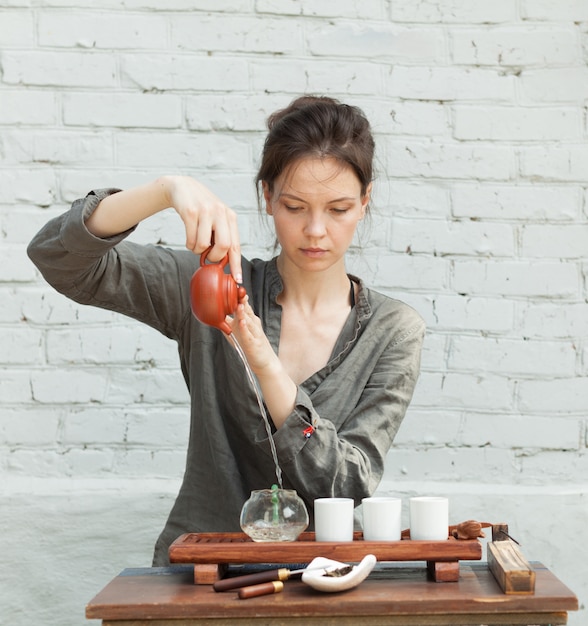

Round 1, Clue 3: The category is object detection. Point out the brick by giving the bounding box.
[46,325,179,366]
[521,0,588,21]
[412,372,514,411]
[451,27,580,66]
[170,15,302,54]
[251,59,383,96]
[0,370,33,404]
[124,408,189,446]
[520,68,588,103]
[520,144,588,182]
[0,327,43,364]
[41,131,113,166]
[453,106,580,141]
[58,448,116,476]
[518,377,588,413]
[60,408,128,445]
[31,369,110,404]
[452,183,581,221]
[521,224,588,259]
[39,12,167,49]
[375,181,451,218]
[113,448,187,478]
[385,139,515,180]
[63,93,182,129]
[517,302,588,339]
[307,23,445,63]
[0,408,59,445]
[106,368,190,405]
[384,447,518,483]
[0,287,23,323]
[362,100,449,137]
[0,9,34,46]
[115,132,250,169]
[393,410,462,446]
[388,66,516,102]
[390,0,516,23]
[518,449,588,483]
[1,51,117,88]
[185,94,285,132]
[459,414,580,450]
[0,91,57,125]
[454,260,579,298]
[375,254,448,291]
[20,287,117,325]
[0,245,36,282]
[121,54,249,91]
[3,207,54,244]
[449,336,577,377]
[257,0,387,19]
[0,169,56,206]
[390,217,515,256]
[433,295,514,332]
[418,332,446,371]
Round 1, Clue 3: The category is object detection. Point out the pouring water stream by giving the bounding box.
[229,334,283,489]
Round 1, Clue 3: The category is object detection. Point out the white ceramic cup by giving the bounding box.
[361,496,402,541]
[314,497,354,542]
[409,496,449,541]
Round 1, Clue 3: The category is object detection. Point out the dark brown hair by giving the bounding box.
[256,96,375,204]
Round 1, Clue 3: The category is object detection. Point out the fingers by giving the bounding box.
[169,177,242,280]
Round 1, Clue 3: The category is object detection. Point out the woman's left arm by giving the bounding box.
[268,314,425,505]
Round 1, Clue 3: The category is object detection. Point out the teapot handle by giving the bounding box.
[199,245,229,269]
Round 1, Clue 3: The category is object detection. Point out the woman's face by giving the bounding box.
[263,157,371,274]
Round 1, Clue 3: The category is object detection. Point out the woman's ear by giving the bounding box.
[262,182,273,215]
[361,182,373,217]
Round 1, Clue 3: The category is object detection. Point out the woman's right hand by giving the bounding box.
[163,176,243,283]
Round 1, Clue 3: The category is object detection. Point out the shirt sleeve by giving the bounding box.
[27,189,193,339]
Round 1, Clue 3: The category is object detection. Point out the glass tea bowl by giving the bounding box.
[240,485,309,542]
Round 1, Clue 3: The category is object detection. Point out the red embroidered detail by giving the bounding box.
[303,425,315,439]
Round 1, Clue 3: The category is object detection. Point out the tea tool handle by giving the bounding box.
[238,580,284,599]
[213,568,291,592]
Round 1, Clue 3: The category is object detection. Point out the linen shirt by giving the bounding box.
[27,188,426,565]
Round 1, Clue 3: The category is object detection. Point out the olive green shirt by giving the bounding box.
[27,188,425,565]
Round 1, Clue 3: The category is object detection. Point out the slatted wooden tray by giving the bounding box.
[169,532,482,584]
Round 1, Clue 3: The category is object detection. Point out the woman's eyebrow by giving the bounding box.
[279,193,356,203]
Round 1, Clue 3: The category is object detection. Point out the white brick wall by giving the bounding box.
[1,3,587,625]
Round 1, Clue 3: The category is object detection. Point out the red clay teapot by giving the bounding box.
[190,246,246,335]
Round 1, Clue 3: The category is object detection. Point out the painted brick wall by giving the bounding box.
[1,2,587,625]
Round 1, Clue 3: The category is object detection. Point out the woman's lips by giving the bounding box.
[301,248,327,258]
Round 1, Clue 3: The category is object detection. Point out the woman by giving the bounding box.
[27,96,425,565]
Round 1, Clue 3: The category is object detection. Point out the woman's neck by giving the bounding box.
[275,255,350,313]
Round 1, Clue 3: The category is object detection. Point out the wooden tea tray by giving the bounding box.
[168,531,482,584]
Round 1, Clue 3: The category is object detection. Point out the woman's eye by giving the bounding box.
[331,207,350,214]
[285,205,301,211]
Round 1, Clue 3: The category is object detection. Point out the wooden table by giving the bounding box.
[86,562,577,625]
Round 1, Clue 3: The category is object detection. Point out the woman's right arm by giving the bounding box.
[86,175,243,283]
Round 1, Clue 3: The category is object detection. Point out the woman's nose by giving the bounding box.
[303,214,326,237]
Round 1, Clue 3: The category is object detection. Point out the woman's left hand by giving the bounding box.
[227,295,277,375]
[225,295,297,428]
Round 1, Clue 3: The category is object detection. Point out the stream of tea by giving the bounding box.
[229,334,283,489]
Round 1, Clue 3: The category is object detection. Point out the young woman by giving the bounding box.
[28,96,425,565]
